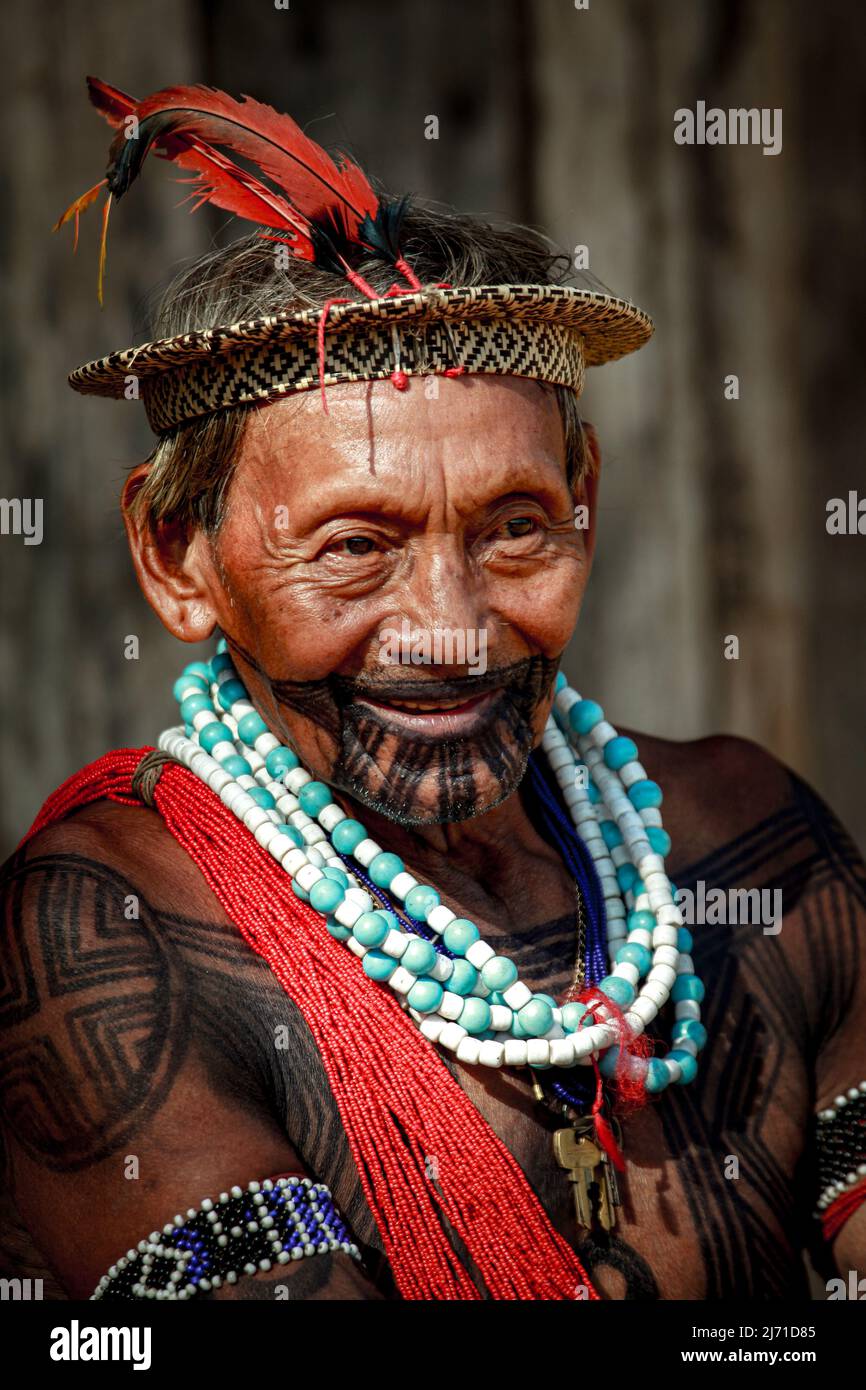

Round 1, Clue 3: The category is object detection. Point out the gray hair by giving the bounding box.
[128,200,598,535]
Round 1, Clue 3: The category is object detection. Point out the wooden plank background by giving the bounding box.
[0,0,863,856]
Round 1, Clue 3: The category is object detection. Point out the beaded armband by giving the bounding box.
[814,1080,866,1242]
[91,1175,362,1301]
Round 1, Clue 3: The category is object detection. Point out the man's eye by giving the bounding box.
[504,517,537,538]
[330,535,377,556]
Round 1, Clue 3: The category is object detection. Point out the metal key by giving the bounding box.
[574,1114,623,1216]
[603,1153,622,1211]
[553,1127,615,1231]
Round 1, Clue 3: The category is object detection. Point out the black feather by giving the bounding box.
[105,113,179,198]
[359,194,414,261]
[307,209,365,274]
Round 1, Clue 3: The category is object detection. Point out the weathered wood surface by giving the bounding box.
[0,0,863,854]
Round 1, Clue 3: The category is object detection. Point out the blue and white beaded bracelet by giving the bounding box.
[92,1176,361,1301]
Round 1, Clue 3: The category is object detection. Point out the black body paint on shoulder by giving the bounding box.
[0,851,187,1171]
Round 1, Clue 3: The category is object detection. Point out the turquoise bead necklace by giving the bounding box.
[162,642,707,1096]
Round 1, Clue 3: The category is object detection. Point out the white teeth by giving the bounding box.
[391,699,465,712]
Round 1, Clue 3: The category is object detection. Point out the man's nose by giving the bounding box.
[394,542,490,653]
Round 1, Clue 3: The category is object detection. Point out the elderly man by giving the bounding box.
[1,80,864,1304]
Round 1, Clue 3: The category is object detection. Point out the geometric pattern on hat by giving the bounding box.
[142,316,587,433]
[68,283,653,433]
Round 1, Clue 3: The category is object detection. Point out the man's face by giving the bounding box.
[198,375,594,825]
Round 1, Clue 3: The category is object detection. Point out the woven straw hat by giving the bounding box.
[68,283,653,433]
[61,80,653,433]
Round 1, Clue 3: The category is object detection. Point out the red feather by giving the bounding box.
[85,75,137,127]
[55,77,418,304]
[85,77,314,254]
[108,83,380,238]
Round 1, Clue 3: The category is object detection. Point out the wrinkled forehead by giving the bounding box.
[235,374,569,502]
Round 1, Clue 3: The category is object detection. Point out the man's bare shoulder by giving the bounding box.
[618,727,798,869]
[0,794,386,1300]
[9,796,225,923]
[622,728,866,1078]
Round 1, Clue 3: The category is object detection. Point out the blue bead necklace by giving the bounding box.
[162,643,707,1096]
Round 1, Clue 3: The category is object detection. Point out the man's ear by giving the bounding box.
[120,464,219,643]
[571,420,601,570]
[580,420,602,480]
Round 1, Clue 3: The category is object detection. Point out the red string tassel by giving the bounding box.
[574,984,653,1171]
[21,749,602,1302]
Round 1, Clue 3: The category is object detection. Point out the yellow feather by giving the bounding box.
[52,179,106,253]
[96,193,113,307]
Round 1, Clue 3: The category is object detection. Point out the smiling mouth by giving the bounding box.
[349,687,502,736]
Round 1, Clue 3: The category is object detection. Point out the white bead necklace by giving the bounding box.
[160,649,706,1094]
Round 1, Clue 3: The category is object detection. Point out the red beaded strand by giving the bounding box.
[821,1178,866,1244]
[22,747,602,1302]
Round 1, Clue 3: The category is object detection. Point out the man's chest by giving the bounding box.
[181,931,815,1301]
[449,910,815,1299]
[445,1046,813,1299]
[165,831,819,1300]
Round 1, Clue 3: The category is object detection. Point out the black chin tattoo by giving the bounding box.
[224,635,559,827]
